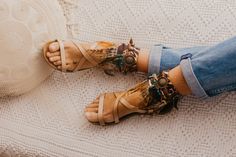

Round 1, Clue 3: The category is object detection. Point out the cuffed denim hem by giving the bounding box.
[148,44,163,76]
[180,58,209,99]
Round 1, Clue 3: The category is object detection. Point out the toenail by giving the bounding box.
[85,112,94,120]
[50,45,55,50]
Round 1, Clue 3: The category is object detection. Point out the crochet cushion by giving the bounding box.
[0,0,66,97]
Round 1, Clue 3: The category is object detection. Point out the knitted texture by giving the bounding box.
[0,0,236,156]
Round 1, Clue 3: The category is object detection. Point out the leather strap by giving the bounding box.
[113,93,127,124]
[98,94,105,126]
[72,41,87,71]
[119,98,146,113]
[113,95,121,123]
[98,92,146,125]
[55,40,100,72]
[112,92,147,124]
[57,40,67,72]
[72,41,99,71]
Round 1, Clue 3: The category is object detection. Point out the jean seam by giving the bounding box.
[209,84,236,95]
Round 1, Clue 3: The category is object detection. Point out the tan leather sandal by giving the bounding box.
[43,39,116,72]
[86,72,181,125]
[96,81,149,125]
[43,39,140,75]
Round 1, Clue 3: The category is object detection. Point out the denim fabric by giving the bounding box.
[148,45,208,75]
[148,36,236,98]
[148,44,163,75]
[181,36,236,97]
[180,58,209,98]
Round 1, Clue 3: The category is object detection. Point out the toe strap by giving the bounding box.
[98,94,105,126]
[57,39,67,72]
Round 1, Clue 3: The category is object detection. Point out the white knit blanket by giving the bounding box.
[0,0,236,156]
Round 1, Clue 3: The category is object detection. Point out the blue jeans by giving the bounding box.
[148,36,236,98]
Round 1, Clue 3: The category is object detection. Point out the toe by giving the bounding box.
[52,51,60,56]
[85,112,98,123]
[54,61,62,66]
[46,52,51,57]
[49,56,61,62]
[87,103,98,108]
[86,102,99,109]
[49,42,60,52]
[46,51,60,58]
[86,97,99,108]
[85,107,98,113]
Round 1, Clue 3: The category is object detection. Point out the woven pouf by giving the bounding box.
[0,0,67,97]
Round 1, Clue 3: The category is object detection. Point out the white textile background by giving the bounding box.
[0,0,236,156]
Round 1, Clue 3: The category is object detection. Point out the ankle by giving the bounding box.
[136,50,149,73]
[168,66,191,96]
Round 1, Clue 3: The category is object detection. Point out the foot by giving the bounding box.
[45,41,82,71]
[84,81,149,124]
[44,40,116,72]
[84,72,181,125]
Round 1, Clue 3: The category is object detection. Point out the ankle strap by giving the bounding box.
[144,71,181,114]
[99,39,140,76]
